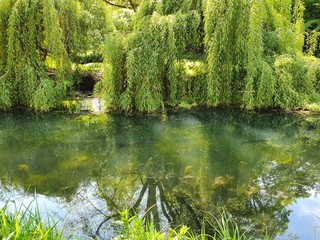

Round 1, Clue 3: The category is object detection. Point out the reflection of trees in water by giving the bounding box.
[95,164,202,237]
[0,111,319,238]
[94,160,290,238]
[92,112,320,238]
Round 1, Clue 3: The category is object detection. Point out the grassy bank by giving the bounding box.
[0,202,272,240]
[0,201,63,240]
[113,210,272,240]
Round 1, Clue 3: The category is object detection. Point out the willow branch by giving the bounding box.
[96,213,120,236]
[101,0,130,9]
[128,0,136,11]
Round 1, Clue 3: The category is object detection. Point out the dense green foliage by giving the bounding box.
[0,200,63,239]
[0,0,320,111]
[98,0,320,112]
[0,204,272,239]
[110,209,273,240]
[96,0,208,111]
[304,0,320,56]
[0,0,109,111]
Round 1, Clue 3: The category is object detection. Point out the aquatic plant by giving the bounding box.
[1,203,264,240]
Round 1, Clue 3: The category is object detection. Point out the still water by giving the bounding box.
[0,109,319,239]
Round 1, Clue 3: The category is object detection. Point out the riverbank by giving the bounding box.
[62,94,320,116]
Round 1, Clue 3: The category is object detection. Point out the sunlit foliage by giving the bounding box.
[97,0,204,112]
[1,0,320,112]
[99,0,320,112]
[204,0,320,109]
[0,0,109,111]
[304,0,320,57]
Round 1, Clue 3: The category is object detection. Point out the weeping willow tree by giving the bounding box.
[204,0,250,107]
[99,0,320,112]
[97,0,205,112]
[0,0,109,111]
[204,0,320,109]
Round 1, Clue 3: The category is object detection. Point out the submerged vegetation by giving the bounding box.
[0,0,319,112]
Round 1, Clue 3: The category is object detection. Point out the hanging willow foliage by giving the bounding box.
[204,0,250,106]
[0,0,15,109]
[0,0,108,111]
[1,0,319,112]
[204,0,320,110]
[98,0,320,112]
[99,0,204,112]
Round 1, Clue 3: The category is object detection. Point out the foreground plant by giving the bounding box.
[0,201,63,240]
[112,210,191,240]
[209,210,255,240]
[0,203,274,239]
[111,209,272,240]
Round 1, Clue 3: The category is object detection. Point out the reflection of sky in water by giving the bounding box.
[2,186,320,239]
[0,189,67,225]
[277,192,320,240]
[0,184,113,239]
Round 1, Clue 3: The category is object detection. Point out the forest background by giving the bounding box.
[0,0,319,112]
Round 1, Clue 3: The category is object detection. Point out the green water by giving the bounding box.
[0,110,319,239]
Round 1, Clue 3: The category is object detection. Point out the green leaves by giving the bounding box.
[204,0,320,110]
[100,0,203,112]
[32,78,56,112]
[204,0,250,106]
[0,0,319,112]
[0,201,63,240]
[98,0,320,112]
[0,0,109,111]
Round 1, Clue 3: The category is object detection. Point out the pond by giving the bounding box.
[0,109,319,239]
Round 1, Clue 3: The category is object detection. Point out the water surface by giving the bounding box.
[0,110,319,239]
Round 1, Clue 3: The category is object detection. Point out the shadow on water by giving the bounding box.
[0,109,319,239]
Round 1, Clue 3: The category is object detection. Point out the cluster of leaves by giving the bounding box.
[97,0,204,112]
[0,201,63,240]
[0,0,109,111]
[112,209,272,240]
[304,0,320,57]
[1,0,320,112]
[99,0,320,112]
[205,0,320,110]
[0,204,271,240]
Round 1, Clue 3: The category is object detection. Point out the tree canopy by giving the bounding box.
[96,0,320,112]
[0,0,109,111]
[0,0,319,112]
